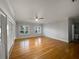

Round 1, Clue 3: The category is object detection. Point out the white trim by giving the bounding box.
[0,9,8,59]
[0,8,15,24]
[7,17,15,24]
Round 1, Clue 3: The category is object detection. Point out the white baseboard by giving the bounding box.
[8,40,15,59]
[44,35,69,43]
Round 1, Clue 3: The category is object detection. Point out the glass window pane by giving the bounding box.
[35,26,41,34]
[20,25,29,34]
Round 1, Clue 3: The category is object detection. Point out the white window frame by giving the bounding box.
[19,25,30,35]
[34,26,41,34]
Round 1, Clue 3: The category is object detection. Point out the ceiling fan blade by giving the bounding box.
[39,18,44,19]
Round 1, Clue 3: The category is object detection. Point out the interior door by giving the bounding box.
[0,14,2,58]
[0,10,7,59]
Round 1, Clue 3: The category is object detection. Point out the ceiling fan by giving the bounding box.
[34,16,44,22]
[72,0,77,2]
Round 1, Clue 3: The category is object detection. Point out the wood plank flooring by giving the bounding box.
[10,36,79,59]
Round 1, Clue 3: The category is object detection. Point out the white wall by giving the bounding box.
[16,21,43,38]
[43,19,69,42]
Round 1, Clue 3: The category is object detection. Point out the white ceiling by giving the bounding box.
[9,0,79,24]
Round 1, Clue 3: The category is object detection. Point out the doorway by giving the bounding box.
[0,9,7,59]
[69,17,79,42]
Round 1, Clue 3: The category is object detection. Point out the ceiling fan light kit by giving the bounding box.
[35,19,39,21]
[34,15,44,22]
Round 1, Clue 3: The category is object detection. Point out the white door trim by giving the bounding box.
[0,8,7,59]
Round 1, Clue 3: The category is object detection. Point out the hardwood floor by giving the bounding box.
[10,36,79,59]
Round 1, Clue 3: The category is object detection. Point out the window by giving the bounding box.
[20,25,30,35]
[34,26,41,34]
[20,26,25,34]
